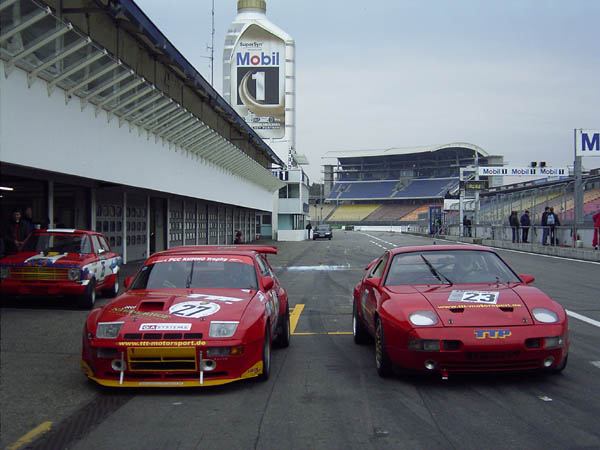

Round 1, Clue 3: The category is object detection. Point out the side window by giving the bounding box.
[80,236,92,254]
[255,256,271,277]
[98,235,111,253]
[369,253,390,279]
[91,235,102,254]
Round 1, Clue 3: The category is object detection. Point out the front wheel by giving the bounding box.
[78,280,96,309]
[353,301,371,344]
[258,325,272,381]
[102,274,119,298]
[375,318,393,377]
[274,305,290,348]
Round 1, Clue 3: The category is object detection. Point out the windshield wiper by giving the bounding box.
[420,255,453,286]
[186,262,194,288]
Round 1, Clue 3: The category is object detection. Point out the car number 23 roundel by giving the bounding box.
[169,301,220,318]
[448,290,500,304]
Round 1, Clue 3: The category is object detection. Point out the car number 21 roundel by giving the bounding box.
[169,301,220,318]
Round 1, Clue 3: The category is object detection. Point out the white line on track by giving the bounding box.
[566,310,600,328]
[591,361,600,369]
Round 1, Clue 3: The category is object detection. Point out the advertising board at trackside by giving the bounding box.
[478,167,569,177]
[576,130,600,157]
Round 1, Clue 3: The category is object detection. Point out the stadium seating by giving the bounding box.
[327,204,381,222]
[327,178,458,201]
[363,204,421,222]
[393,178,458,199]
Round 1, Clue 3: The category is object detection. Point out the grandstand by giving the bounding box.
[322,143,503,225]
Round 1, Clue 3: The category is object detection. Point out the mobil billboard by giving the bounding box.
[576,130,600,157]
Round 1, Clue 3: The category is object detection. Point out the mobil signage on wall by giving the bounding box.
[576,130,600,157]
[478,167,569,177]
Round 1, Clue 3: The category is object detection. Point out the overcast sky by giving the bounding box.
[135,0,599,182]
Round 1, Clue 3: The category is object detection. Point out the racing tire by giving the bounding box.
[78,280,96,310]
[375,317,393,378]
[353,301,371,345]
[328,237,331,240]
[274,305,291,348]
[547,354,568,374]
[258,325,272,381]
[102,274,119,298]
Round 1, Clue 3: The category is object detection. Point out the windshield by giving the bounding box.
[131,257,258,290]
[316,225,330,231]
[22,233,92,254]
[384,250,521,285]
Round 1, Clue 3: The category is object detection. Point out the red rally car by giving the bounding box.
[0,229,121,308]
[352,245,569,378]
[81,246,290,387]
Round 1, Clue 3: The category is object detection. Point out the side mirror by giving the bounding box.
[262,276,274,290]
[519,274,535,284]
[124,276,134,290]
[365,277,381,288]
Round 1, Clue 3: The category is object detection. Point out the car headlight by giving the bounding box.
[532,308,559,323]
[0,266,10,280]
[68,268,81,281]
[205,346,244,357]
[409,311,439,326]
[209,321,239,338]
[96,322,124,339]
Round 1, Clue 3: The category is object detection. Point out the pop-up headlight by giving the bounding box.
[209,321,239,338]
[96,322,124,339]
[532,308,558,324]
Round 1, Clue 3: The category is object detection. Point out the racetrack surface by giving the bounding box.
[2,231,599,450]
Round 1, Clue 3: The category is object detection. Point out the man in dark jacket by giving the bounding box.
[509,211,520,243]
[520,210,531,243]
[541,206,550,245]
[5,209,28,255]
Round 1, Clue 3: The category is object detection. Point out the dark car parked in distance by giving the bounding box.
[313,224,333,240]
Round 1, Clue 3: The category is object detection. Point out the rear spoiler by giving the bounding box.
[162,245,277,255]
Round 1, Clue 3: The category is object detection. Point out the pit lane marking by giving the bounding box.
[566,310,600,328]
[290,304,352,335]
[7,421,52,450]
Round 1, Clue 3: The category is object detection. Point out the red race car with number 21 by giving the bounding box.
[81,246,289,387]
[352,245,568,379]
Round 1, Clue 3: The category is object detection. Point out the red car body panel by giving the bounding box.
[0,229,121,298]
[353,245,569,375]
[81,246,288,387]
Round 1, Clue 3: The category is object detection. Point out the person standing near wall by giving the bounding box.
[509,211,520,243]
[4,209,28,255]
[548,207,560,245]
[592,210,600,250]
[520,210,531,243]
[541,206,550,245]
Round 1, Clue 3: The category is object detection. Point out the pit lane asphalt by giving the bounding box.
[1,231,599,450]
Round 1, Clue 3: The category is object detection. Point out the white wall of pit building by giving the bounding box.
[0,67,276,213]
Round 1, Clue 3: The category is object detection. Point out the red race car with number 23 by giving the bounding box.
[81,246,290,387]
[352,245,569,379]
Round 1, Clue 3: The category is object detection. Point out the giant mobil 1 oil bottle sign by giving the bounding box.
[231,24,285,139]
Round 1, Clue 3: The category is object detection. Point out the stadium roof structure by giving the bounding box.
[322,142,490,160]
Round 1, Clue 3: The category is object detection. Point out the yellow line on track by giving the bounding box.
[7,421,52,450]
[290,304,304,334]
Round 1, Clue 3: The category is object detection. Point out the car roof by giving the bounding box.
[39,228,94,234]
[151,245,278,259]
[388,245,496,256]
